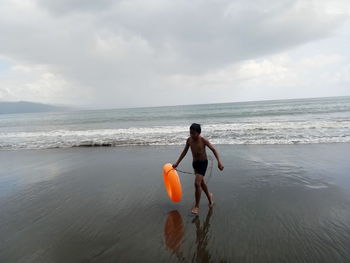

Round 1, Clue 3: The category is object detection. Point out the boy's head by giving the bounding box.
[190,123,201,138]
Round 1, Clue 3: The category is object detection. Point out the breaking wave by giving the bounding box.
[1,121,350,150]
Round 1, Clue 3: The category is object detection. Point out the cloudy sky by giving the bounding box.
[0,0,350,108]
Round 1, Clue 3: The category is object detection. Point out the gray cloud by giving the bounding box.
[100,0,346,70]
[2,0,347,70]
[0,0,349,107]
[36,0,116,15]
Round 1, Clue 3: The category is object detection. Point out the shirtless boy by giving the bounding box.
[173,123,224,214]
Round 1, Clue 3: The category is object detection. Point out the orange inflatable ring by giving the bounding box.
[163,163,182,202]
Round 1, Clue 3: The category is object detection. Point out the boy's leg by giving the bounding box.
[201,180,213,206]
[194,173,203,208]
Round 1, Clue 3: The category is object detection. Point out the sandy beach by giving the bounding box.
[1,144,350,262]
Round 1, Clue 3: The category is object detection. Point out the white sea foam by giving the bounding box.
[1,97,349,149]
[1,120,350,149]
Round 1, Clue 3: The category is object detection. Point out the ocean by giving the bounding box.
[1,96,350,150]
[1,97,350,262]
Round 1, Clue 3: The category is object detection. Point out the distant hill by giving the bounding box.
[0,101,70,114]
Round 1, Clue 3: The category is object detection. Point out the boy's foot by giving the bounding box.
[209,193,214,208]
[191,207,199,215]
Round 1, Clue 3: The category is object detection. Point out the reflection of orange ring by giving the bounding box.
[163,163,182,202]
[164,210,184,251]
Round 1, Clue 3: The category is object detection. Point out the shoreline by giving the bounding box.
[1,143,350,262]
[1,141,350,152]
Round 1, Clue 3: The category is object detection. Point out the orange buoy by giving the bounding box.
[163,163,182,202]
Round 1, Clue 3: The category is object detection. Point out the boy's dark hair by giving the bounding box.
[190,123,201,134]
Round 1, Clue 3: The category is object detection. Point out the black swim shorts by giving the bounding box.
[192,159,208,176]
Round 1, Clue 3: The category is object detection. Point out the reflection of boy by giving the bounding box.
[192,208,213,262]
[173,123,224,214]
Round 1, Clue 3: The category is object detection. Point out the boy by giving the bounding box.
[173,123,224,214]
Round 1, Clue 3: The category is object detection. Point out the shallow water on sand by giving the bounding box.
[0,144,350,262]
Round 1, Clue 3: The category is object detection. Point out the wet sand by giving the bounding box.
[1,144,350,262]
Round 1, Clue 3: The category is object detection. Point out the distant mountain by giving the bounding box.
[0,101,70,114]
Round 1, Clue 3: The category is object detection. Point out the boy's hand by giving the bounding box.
[218,162,224,171]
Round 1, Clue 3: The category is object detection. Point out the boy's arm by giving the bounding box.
[173,139,190,168]
[203,138,224,171]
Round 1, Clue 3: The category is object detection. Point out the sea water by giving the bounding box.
[0,96,350,149]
